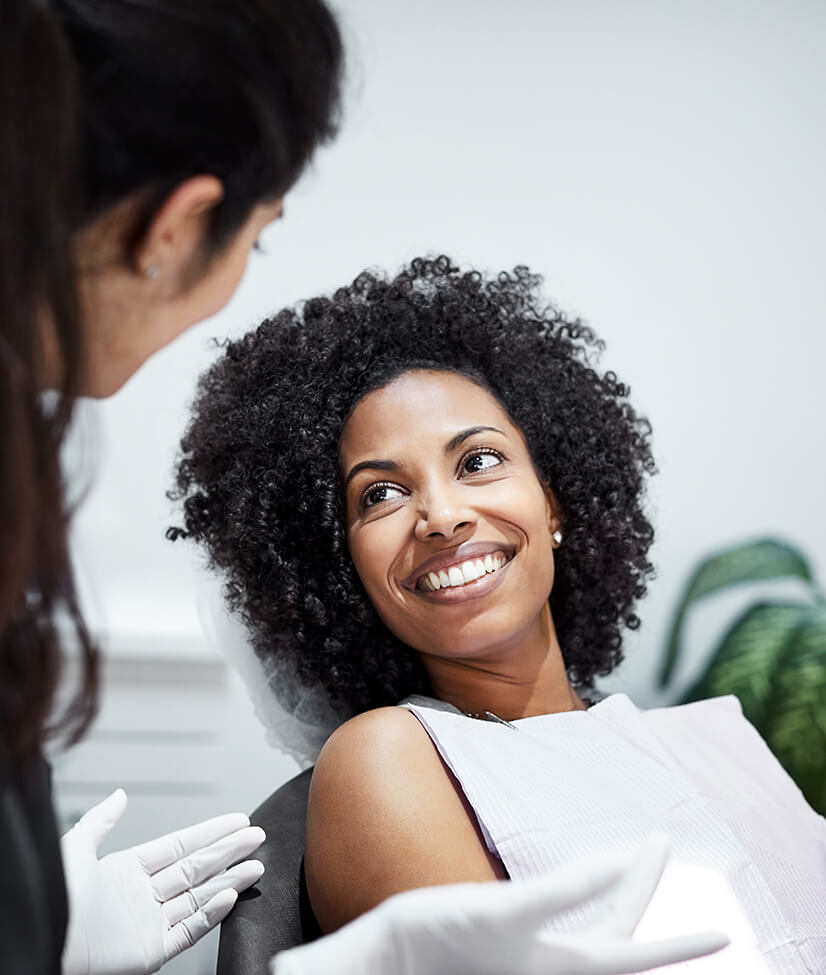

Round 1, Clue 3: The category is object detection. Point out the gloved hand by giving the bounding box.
[61,789,265,975]
[272,834,728,975]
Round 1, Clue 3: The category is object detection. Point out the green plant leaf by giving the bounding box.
[760,604,826,815]
[659,538,813,687]
[681,601,812,729]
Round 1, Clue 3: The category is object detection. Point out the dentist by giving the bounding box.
[0,3,725,974]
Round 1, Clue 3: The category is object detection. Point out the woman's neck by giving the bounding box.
[419,606,587,721]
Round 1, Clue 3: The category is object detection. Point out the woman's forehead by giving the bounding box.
[339,369,517,465]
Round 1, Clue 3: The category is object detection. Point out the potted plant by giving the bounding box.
[659,538,826,814]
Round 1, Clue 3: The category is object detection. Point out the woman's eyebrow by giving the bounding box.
[344,458,398,488]
[344,426,504,487]
[444,426,504,453]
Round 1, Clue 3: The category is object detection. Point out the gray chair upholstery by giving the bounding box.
[216,768,322,975]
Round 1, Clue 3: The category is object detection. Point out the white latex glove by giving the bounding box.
[61,789,265,975]
[272,835,728,975]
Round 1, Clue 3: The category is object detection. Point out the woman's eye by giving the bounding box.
[362,483,405,509]
[462,450,503,475]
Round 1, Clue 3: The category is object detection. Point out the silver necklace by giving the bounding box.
[463,710,518,730]
[464,695,596,729]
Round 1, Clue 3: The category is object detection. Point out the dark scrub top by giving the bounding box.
[0,746,67,974]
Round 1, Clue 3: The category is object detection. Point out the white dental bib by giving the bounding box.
[401,693,826,973]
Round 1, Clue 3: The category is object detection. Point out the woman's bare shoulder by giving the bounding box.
[317,705,431,764]
[305,706,503,933]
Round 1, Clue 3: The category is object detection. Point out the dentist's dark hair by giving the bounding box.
[0,0,343,763]
[57,0,343,247]
[0,0,95,765]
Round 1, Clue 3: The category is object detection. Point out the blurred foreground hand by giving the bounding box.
[272,834,728,975]
[61,789,265,975]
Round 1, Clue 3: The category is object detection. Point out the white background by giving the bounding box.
[60,1,826,968]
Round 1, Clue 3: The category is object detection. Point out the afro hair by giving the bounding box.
[169,255,656,716]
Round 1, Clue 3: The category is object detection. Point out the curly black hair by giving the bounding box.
[169,256,656,717]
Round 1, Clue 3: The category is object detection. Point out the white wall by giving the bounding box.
[66,0,826,772]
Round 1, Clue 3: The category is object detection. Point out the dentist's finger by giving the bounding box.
[162,859,265,926]
[134,812,252,874]
[581,930,730,974]
[165,888,239,959]
[151,825,265,901]
[589,833,670,937]
[66,789,129,851]
[492,855,632,930]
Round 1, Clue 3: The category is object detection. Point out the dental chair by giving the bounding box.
[216,768,322,975]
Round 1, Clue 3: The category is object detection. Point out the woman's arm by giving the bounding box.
[304,707,505,933]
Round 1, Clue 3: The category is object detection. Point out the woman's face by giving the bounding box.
[340,369,563,666]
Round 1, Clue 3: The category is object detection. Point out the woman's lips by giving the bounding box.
[400,542,515,605]
[411,555,513,605]
[418,551,509,591]
[402,542,515,591]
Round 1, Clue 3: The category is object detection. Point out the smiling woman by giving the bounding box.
[170,255,655,715]
[169,256,826,969]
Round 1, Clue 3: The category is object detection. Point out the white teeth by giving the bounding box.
[419,552,510,592]
[461,561,479,583]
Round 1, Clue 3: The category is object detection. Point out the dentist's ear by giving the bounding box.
[132,175,225,290]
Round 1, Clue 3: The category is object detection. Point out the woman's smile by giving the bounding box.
[410,552,513,604]
[402,541,515,601]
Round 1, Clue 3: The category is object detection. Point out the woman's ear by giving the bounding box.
[132,175,225,285]
[543,483,564,547]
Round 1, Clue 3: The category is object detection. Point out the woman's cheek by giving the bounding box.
[484,480,549,535]
[349,523,396,601]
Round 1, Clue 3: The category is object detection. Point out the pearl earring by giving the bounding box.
[145,264,160,280]
[552,530,563,545]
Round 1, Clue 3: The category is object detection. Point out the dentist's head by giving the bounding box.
[54,0,343,398]
[0,0,343,761]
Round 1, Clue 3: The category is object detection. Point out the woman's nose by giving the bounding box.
[413,484,476,541]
